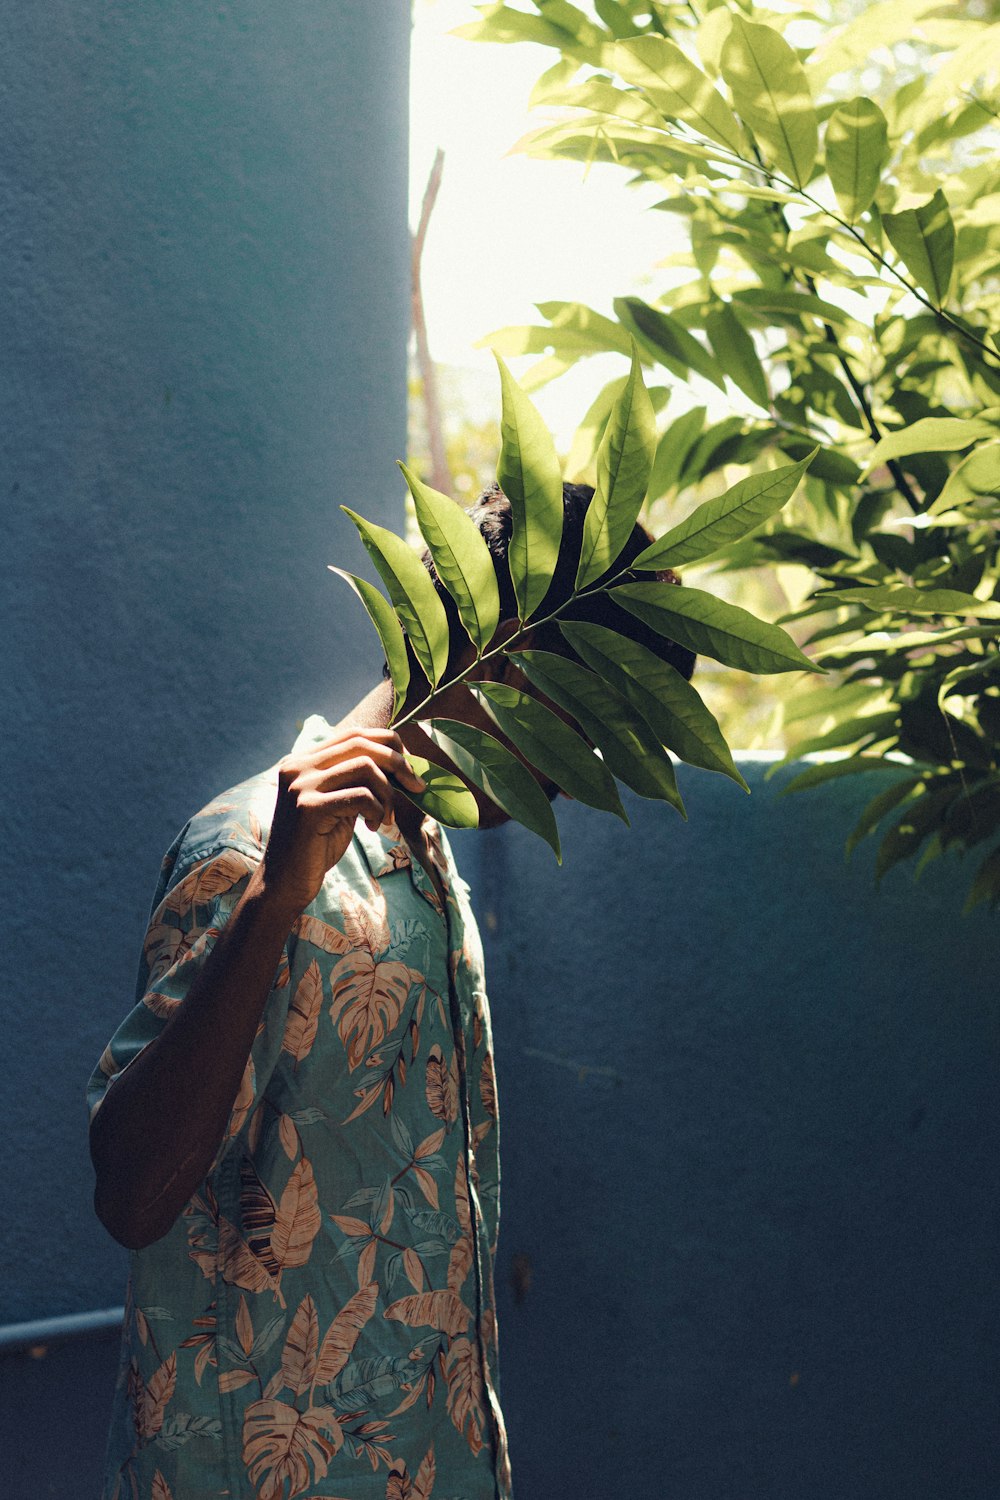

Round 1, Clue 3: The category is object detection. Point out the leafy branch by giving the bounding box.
[331,351,818,858]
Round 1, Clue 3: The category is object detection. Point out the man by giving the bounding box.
[89,482,693,1500]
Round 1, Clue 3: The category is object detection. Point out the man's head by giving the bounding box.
[406,479,695,685]
[389,480,695,827]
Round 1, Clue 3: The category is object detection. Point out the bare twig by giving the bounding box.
[411,148,451,496]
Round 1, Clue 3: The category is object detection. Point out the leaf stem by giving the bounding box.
[743,139,924,514]
[390,565,638,729]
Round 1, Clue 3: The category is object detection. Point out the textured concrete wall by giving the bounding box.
[452,763,1000,1500]
[2,0,410,1334]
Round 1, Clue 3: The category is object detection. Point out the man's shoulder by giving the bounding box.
[164,763,278,889]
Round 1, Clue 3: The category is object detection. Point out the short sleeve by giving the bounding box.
[86,844,286,1156]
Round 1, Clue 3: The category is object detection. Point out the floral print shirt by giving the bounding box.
[88,715,510,1500]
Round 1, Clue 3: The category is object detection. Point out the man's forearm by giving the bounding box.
[91,722,424,1251]
[90,872,298,1250]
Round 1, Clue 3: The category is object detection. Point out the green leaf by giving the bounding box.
[399,463,501,656]
[965,842,1000,914]
[937,779,1000,853]
[875,784,958,882]
[938,659,1000,711]
[720,16,818,188]
[397,755,479,830]
[327,568,411,719]
[632,451,816,568]
[928,442,1000,514]
[614,36,744,153]
[692,5,732,75]
[510,649,686,812]
[478,324,598,361]
[614,297,726,390]
[860,417,998,476]
[825,97,889,223]
[751,529,858,571]
[705,302,769,408]
[808,0,945,88]
[494,353,565,622]
[428,719,561,860]
[529,54,580,106]
[818,625,1000,658]
[613,581,824,674]
[679,417,750,487]
[341,509,450,687]
[731,287,854,327]
[556,623,749,790]
[777,711,899,764]
[469,682,629,820]
[535,300,634,354]
[822,585,1000,618]
[898,23,1000,137]
[453,5,582,53]
[783,680,885,726]
[545,77,668,129]
[576,345,656,587]
[779,439,861,488]
[681,174,801,206]
[513,116,686,168]
[846,776,923,857]
[882,190,956,306]
[648,405,706,499]
[535,0,607,49]
[779,756,918,794]
[565,374,627,482]
[595,0,643,39]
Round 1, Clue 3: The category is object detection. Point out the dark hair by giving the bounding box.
[411,481,696,683]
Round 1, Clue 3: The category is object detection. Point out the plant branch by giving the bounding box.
[636,118,1000,366]
[744,140,924,513]
[800,190,1000,365]
[806,280,924,513]
[391,561,640,730]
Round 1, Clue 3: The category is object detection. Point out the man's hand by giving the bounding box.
[253,728,426,917]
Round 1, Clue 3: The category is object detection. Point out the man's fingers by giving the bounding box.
[288,733,426,792]
[295,728,400,768]
[304,787,386,834]
[383,748,427,792]
[299,756,397,828]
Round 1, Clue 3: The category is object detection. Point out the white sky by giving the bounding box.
[409,0,681,444]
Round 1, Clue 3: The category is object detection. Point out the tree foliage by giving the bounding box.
[333,352,816,859]
[456,0,1000,908]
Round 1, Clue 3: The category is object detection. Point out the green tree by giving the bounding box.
[454,0,1000,907]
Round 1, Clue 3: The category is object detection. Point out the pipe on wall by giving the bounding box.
[0,1307,124,1357]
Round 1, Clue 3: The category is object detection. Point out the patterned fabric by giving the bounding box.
[88,715,510,1500]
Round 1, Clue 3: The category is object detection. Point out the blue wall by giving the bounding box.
[453,763,1000,1499]
[2,0,411,1336]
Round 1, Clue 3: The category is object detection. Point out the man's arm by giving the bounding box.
[89,727,425,1251]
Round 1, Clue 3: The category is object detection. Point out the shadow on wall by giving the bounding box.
[0,1330,122,1498]
[454,760,1000,1500]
